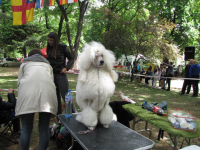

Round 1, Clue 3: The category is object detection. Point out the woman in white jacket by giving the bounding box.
[16,49,57,150]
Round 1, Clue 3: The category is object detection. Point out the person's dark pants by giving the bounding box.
[54,73,77,115]
[191,75,199,96]
[145,77,150,84]
[13,117,20,132]
[181,79,191,94]
[166,75,173,90]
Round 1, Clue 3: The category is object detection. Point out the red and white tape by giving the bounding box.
[119,91,136,104]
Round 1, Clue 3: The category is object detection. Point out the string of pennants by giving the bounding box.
[0,0,87,25]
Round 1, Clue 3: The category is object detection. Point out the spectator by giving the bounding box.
[145,69,152,85]
[163,62,174,91]
[189,59,200,97]
[178,65,182,77]
[135,62,140,73]
[161,65,167,90]
[152,69,158,87]
[15,49,58,150]
[179,59,193,95]
[152,66,158,86]
[0,88,20,135]
[140,67,146,82]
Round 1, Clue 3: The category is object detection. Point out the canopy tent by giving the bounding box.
[40,47,47,58]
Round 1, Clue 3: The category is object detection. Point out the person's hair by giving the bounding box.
[193,59,198,65]
[170,62,173,65]
[47,32,59,59]
[28,48,43,57]
[154,69,157,73]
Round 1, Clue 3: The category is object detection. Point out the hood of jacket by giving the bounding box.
[23,54,49,64]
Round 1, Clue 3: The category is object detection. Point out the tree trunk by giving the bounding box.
[58,14,64,41]
[23,47,27,58]
[56,0,89,61]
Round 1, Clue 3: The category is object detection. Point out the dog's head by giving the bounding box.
[78,41,118,82]
[79,41,115,71]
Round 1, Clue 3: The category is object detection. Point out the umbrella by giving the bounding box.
[40,47,47,58]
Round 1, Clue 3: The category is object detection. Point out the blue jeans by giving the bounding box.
[162,78,166,89]
[20,112,51,150]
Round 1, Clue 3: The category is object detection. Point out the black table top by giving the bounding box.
[58,114,154,150]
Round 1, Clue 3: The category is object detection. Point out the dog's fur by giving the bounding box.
[76,41,118,129]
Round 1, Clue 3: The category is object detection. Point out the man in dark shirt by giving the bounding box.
[179,59,193,95]
[163,62,174,91]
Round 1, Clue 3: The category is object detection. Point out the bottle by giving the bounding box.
[65,89,73,118]
[153,106,167,116]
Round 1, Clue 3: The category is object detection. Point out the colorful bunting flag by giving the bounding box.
[68,0,77,3]
[79,0,86,1]
[36,0,44,8]
[0,0,2,6]
[59,0,77,5]
[46,0,54,6]
[11,0,36,25]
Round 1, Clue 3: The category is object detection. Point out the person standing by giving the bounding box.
[190,60,200,97]
[16,49,58,150]
[179,59,193,95]
[163,62,174,91]
[161,65,167,90]
[46,32,76,115]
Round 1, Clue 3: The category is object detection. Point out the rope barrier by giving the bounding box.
[116,71,200,80]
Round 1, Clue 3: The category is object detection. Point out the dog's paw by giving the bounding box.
[88,126,95,131]
[103,125,109,128]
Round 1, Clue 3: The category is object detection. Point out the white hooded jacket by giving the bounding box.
[15,54,58,116]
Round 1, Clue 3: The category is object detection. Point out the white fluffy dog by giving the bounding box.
[76,41,118,130]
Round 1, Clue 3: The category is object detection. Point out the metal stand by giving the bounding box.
[132,117,151,139]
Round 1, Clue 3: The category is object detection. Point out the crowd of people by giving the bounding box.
[136,59,200,97]
[0,32,74,150]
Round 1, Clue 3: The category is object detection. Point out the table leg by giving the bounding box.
[173,136,178,150]
[132,116,136,130]
[68,136,74,150]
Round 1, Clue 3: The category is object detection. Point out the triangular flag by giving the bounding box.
[36,0,44,8]
[79,0,86,1]
[0,0,2,6]
[11,0,36,25]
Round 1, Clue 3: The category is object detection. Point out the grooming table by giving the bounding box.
[58,114,154,150]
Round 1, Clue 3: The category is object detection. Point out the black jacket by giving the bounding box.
[164,63,174,77]
[47,44,74,73]
[0,93,16,124]
[185,64,191,78]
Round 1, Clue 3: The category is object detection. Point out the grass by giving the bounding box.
[0,67,200,150]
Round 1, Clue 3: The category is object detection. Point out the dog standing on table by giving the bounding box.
[76,41,118,130]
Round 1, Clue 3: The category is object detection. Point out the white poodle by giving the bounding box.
[76,41,118,130]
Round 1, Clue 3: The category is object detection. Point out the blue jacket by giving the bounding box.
[136,65,140,72]
[190,64,200,77]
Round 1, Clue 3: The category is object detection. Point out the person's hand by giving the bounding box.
[60,68,67,74]
[8,88,14,93]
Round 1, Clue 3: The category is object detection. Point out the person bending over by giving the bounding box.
[16,49,58,150]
